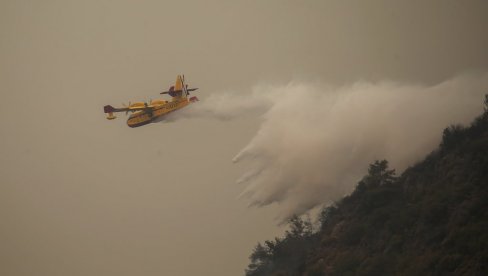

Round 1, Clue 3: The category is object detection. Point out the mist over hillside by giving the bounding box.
[173,73,488,220]
[244,95,488,275]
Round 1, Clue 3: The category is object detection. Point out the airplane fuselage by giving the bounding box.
[103,75,198,127]
[127,97,190,127]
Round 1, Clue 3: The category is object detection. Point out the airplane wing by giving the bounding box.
[103,104,147,120]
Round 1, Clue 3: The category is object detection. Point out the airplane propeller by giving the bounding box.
[182,74,188,96]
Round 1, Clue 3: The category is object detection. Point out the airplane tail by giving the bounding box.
[161,75,198,98]
[174,75,184,96]
[176,75,189,98]
[103,105,117,120]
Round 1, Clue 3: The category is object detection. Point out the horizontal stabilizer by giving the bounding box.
[104,105,116,113]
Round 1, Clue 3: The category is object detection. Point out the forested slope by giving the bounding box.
[246,96,488,276]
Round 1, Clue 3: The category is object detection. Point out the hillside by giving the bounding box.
[246,96,488,276]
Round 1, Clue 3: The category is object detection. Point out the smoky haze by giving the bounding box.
[1,1,488,276]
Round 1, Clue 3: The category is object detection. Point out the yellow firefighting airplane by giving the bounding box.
[103,75,198,127]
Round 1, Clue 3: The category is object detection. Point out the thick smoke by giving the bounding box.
[179,73,488,219]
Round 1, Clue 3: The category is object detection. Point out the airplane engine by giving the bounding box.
[150,99,166,105]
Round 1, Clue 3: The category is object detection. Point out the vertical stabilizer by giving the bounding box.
[174,75,183,92]
[172,75,189,99]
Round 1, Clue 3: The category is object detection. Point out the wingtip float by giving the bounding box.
[103,75,199,128]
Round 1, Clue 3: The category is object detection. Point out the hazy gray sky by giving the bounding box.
[1,1,487,275]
